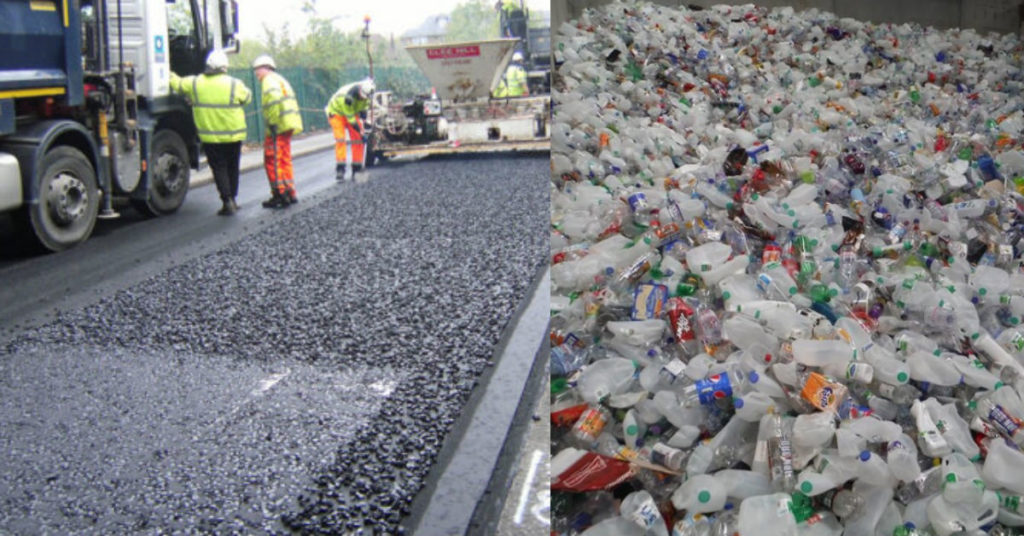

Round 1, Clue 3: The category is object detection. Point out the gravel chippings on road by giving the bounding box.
[1,154,548,534]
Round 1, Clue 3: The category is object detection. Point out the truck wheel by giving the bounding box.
[133,129,189,216]
[23,146,100,252]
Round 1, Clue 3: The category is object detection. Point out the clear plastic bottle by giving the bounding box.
[620,490,670,536]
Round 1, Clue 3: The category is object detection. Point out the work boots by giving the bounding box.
[217,198,237,216]
[261,192,290,209]
[336,163,354,182]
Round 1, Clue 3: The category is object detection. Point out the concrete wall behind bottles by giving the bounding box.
[552,0,1023,37]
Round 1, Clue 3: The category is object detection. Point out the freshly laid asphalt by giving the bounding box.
[0,141,549,534]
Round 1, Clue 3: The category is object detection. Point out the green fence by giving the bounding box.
[228,66,430,143]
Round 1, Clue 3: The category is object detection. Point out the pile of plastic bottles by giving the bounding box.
[550,2,1024,535]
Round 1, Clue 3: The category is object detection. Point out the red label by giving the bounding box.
[552,452,633,492]
[426,45,481,59]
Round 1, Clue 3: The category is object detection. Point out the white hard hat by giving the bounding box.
[359,79,375,96]
[206,49,229,71]
[512,51,524,62]
[252,54,276,70]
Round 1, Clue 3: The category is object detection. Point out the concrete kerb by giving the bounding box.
[187,131,337,189]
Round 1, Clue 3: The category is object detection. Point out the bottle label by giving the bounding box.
[757,273,774,293]
[672,513,713,536]
[629,496,661,530]
[800,372,845,412]
[988,404,1023,438]
[695,373,733,405]
[632,283,669,321]
[628,192,649,212]
[650,442,684,471]
[653,222,682,244]
[768,437,795,485]
[574,407,608,440]
[662,358,687,380]
[1000,492,1023,513]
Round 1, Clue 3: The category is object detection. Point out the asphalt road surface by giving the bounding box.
[0,148,547,534]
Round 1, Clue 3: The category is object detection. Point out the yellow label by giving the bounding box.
[30,0,56,11]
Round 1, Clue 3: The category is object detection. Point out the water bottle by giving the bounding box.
[766,413,797,492]
[577,357,638,404]
[818,487,865,518]
[709,508,739,536]
[733,390,777,422]
[792,412,837,449]
[791,339,857,368]
[579,515,646,536]
[671,473,726,514]
[911,399,952,457]
[854,450,895,487]
[885,433,922,483]
[981,439,1024,494]
[671,511,714,536]
[680,364,748,409]
[797,469,845,497]
[926,490,999,536]
[620,490,670,536]
[905,351,962,386]
[736,493,798,536]
[971,393,1024,446]
[571,405,612,448]
[713,469,773,499]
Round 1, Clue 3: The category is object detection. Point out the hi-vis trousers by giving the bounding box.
[329,114,365,168]
[263,131,295,197]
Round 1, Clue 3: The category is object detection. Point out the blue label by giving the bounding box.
[628,192,648,212]
[695,373,732,405]
[154,35,166,63]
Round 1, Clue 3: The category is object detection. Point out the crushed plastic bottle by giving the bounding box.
[551,2,1024,535]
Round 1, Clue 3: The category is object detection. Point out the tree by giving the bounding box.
[445,0,499,43]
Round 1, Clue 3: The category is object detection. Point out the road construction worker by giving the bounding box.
[325,78,374,181]
[494,52,529,98]
[252,55,303,209]
[169,50,251,216]
[496,0,526,40]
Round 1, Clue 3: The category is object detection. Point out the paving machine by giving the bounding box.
[368,38,550,161]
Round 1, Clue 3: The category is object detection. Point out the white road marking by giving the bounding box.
[369,379,396,397]
[532,488,551,525]
[513,449,545,525]
[253,370,290,395]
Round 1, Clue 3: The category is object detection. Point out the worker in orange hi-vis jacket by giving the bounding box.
[325,78,374,181]
[252,55,304,208]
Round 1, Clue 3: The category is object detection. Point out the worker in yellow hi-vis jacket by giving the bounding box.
[169,50,251,216]
[325,79,374,181]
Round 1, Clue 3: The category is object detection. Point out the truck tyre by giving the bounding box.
[133,129,189,216]
[23,146,100,252]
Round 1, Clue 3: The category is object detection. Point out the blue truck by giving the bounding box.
[0,0,239,251]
